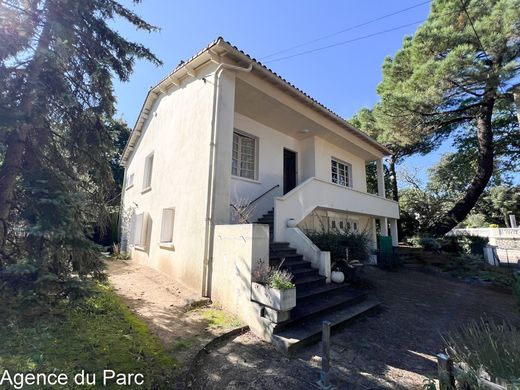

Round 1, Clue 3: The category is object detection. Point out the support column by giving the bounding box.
[380,217,388,236]
[390,218,398,247]
[376,158,386,198]
[371,218,378,249]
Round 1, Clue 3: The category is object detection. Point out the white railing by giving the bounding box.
[447,228,520,239]
[274,177,399,242]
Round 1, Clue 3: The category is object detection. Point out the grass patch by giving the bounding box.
[198,305,242,330]
[0,284,177,389]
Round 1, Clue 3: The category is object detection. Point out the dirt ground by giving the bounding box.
[107,260,242,385]
[188,267,520,390]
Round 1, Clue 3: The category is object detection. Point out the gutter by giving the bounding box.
[201,59,253,297]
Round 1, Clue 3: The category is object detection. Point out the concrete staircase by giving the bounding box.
[256,209,381,354]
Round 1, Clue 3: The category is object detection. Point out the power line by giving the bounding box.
[264,19,425,64]
[259,0,431,60]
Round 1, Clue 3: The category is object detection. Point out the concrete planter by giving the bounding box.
[251,282,296,311]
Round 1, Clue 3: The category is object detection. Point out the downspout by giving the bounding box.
[201,59,253,297]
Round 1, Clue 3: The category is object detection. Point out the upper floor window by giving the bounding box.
[142,153,154,191]
[126,173,134,190]
[331,158,351,187]
[232,130,257,180]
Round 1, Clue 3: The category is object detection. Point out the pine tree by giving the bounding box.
[0,0,160,295]
[377,0,520,234]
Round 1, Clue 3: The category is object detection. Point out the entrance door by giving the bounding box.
[283,149,297,195]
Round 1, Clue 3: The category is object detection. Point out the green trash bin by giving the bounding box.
[378,235,398,268]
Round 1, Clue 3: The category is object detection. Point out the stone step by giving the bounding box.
[271,298,381,354]
[270,254,304,263]
[270,248,299,257]
[270,242,290,249]
[290,290,366,323]
[290,268,320,280]
[293,274,327,290]
[296,282,354,304]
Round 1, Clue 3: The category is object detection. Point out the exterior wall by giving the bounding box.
[230,113,299,221]
[314,137,368,193]
[121,65,218,292]
[230,113,371,222]
[210,224,272,339]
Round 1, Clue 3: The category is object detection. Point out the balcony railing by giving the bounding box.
[273,177,399,241]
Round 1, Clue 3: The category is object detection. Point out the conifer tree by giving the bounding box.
[0,0,160,294]
[377,0,519,234]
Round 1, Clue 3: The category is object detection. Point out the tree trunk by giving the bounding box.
[388,155,399,202]
[0,20,52,246]
[431,97,495,235]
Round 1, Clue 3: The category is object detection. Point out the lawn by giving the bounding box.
[0,284,177,389]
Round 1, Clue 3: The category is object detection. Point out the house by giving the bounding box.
[120,38,399,351]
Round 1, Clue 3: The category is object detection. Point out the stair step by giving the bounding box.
[290,290,366,322]
[293,274,327,289]
[270,254,304,262]
[270,249,299,257]
[270,242,290,249]
[296,282,353,302]
[290,268,319,279]
[271,299,381,354]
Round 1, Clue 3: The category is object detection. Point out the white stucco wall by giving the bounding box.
[121,64,219,292]
[230,113,371,222]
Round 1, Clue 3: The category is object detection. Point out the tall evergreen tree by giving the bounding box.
[0,0,160,293]
[377,0,519,234]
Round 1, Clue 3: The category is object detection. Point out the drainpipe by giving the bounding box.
[201,59,253,297]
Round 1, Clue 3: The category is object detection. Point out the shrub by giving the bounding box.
[489,223,499,228]
[445,317,520,382]
[266,269,295,290]
[252,264,295,290]
[407,235,422,248]
[440,234,488,255]
[419,236,441,252]
[306,229,371,263]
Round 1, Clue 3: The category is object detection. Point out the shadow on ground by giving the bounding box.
[188,266,520,390]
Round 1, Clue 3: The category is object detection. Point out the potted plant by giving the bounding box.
[251,264,296,311]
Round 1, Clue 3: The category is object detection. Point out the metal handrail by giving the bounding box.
[229,184,280,224]
[249,184,280,206]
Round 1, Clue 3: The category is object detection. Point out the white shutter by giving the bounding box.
[133,213,143,246]
[139,212,149,247]
[160,208,175,243]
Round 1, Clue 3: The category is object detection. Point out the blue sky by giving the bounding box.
[111,0,514,187]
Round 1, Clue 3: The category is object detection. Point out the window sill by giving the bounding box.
[141,187,152,194]
[231,175,261,184]
[125,184,134,191]
[134,245,147,251]
[159,243,175,250]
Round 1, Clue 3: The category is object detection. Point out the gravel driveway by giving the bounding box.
[188,267,519,390]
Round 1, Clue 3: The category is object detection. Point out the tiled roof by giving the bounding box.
[121,37,390,164]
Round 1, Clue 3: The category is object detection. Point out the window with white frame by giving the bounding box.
[126,173,134,189]
[160,208,175,244]
[142,153,154,191]
[331,158,351,187]
[130,212,149,248]
[232,130,257,180]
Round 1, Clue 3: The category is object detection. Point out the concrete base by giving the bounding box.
[264,307,291,323]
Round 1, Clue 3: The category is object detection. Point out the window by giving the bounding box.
[339,221,344,229]
[142,153,154,191]
[331,220,336,229]
[232,131,256,180]
[126,173,134,190]
[130,212,149,248]
[331,158,351,187]
[160,208,175,244]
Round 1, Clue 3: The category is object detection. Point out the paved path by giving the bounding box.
[188,267,520,390]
